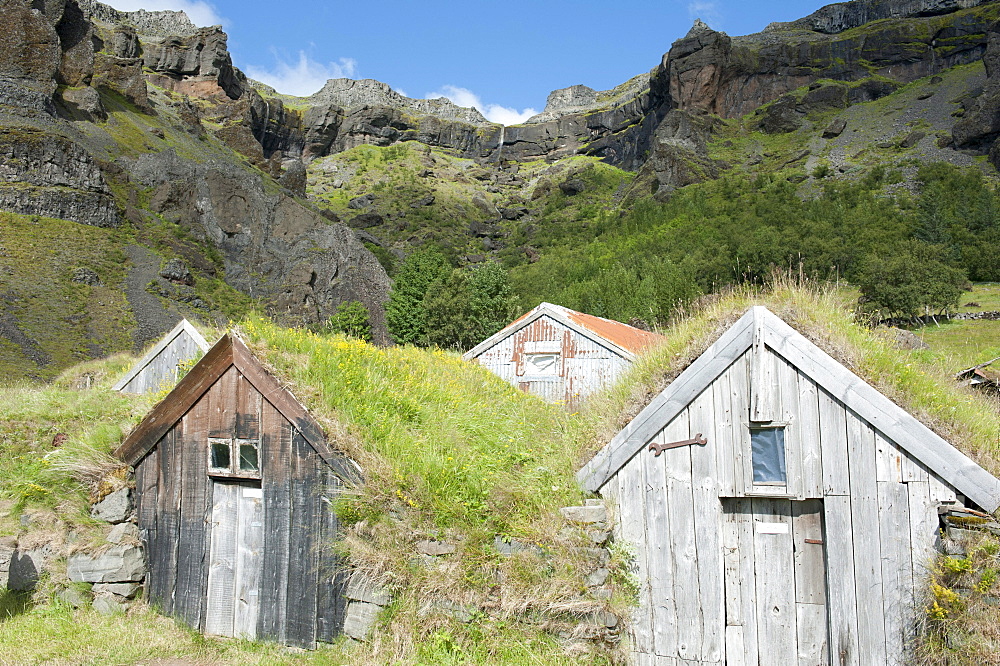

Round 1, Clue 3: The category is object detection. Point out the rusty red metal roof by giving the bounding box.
[499,303,663,355]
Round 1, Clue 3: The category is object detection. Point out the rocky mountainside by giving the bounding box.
[2,0,1000,379]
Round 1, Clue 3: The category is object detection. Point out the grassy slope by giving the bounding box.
[0,212,135,383]
[306,142,633,265]
[0,319,625,665]
[913,283,1000,369]
[0,82,270,381]
[1,282,999,662]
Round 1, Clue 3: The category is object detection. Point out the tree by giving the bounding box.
[423,262,521,350]
[326,301,372,341]
[856,241,967,320]
[384,249,451,345]
[466,261,521,340]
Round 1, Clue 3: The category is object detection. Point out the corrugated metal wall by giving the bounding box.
[470,315,631,407]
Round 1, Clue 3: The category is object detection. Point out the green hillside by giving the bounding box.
[2,283,999,663]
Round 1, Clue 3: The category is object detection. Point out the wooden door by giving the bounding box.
[723,498,829,666]
[205,480,264,638]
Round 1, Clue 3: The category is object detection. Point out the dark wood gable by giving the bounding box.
[116,334,351,648]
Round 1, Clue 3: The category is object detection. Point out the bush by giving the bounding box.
[326,301,372,341]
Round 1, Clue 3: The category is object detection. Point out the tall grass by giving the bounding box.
[239,316,584,535]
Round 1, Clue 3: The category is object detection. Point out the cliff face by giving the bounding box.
[0,0,393,380]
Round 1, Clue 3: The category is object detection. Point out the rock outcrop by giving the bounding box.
[0,128,122,227]
[653,5,992,120]
[127,150,391,339]
[780,0,987,34]
[952,20,1000,161]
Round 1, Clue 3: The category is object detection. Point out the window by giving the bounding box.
[208,437,260,478]
[750,427,786,485]
[524,352,560,376]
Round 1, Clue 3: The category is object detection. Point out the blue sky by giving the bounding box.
[103,0,829,124]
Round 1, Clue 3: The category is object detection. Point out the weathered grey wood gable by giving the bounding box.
[463,302,662,407]
[578,306,1000,666]
[113,319,211,394]
[116,334,355,648]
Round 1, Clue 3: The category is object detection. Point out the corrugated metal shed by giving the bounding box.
[463,303,663,407]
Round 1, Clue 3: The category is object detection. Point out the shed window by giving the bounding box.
[239,442,260,472]
[525,353,559,375]
[210,440,231,471]
[750,427,786,485]
[208,437,261,478]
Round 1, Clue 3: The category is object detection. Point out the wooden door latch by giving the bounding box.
[649,434,707,456]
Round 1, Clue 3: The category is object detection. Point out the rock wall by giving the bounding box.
[126,150,392,339]
[780,0,988,34]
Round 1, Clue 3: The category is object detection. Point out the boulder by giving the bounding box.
[0,540,13,588]
[279,160,307,197]
[823,118,847,139]
[92,593,126,615]
[90,488,132,523]
[349,212,384,229]
[559,505,607,524]
[348,194,375,210]
[415,539,456,556]
[106,522,139,545]
[93,581,141,598]
[57,586,90,608]
[499,206,528,220]
[8,547,49,591]
[71,267,101,286]
[899,130,926,148]
[585,567,610,587]
[59,84,104,120]
[343,600,380,640]
[67,544,145,582]
[344,571,390,606]
[559,178,586,195]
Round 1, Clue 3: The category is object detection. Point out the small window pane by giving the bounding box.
[525,353,559,375]
[751,428,786,484]
[239,443,259,472]
[210,441,231,470]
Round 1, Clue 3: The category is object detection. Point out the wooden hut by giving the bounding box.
[113,319,211,394]
[578,306,1000,666]
[463,302,662,407]
[115,333,356,648]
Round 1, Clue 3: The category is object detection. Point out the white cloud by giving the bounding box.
[246,52,358,97]
[687,1,722,28]
[101,0,223,27]
[426,85,537,126]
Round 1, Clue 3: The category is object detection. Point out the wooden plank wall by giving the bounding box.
[135,367,347,648]
[471,316,631,407]
[608,344,960,665]
[121,331,204,394]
